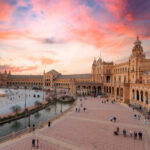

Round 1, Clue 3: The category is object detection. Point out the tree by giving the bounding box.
[34,100,42,107]
[11,105,21,114]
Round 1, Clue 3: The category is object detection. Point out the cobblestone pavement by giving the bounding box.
[0,97,149,150]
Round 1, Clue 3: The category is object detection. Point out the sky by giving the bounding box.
[0,0,150,75]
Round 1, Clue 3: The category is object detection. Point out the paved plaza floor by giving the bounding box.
[0,97,149,150]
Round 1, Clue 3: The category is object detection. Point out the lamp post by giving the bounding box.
[24,86,27,111]
[60,101,63,113]
[54,85,57,114]
[43,88,44,101]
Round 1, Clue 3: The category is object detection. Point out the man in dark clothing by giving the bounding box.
[48,121,51,127]
[113,117,117,122]
[32,139,35,147]
[138,131,142,140]
[123,129,126,137]
[134,131,137,139]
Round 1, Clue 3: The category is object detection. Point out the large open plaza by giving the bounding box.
[0,97,149,150]
[0,0,150,149]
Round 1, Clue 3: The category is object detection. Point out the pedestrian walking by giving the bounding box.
[138,115,141,120]
[48,121,51,127]
[134,131,137,139]
[129,130,132,137]
[110,117,113,122]
[75,107,78,112]
[123,129,127,137]
[36,139,39,149]
[32,139,35,147]
[116,127,119,133]
[134,114,137,119]
[83,107,87,112]
[138,131,142,140]
[144,118,146,124]
[113,117,117,122]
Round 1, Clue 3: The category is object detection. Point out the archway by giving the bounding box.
[145,92,148,104]
[137,90,139,101]
[98,86,101,95]
[141,91,143,102]
[112,87,114,95]
[132,89,135,99]
[117,88,119,96]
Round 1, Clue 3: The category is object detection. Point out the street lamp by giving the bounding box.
[60,101,62,113]
[24,86,27,111]
[43,88,44,101]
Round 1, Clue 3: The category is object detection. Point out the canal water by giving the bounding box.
[0,102,72,138]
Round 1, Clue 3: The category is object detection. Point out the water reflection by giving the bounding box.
[0,102,72,138]
[11,121,21,129]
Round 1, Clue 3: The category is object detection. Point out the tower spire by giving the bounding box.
[137,34,139,41]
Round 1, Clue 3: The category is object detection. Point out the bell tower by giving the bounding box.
[129,36,145,83]
[131,35,145,59]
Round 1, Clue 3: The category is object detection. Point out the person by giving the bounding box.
[123,129,126,137]
[110,117,113,122]
[113,117,117,122]
[48,121,51,127]
[75,107,78,112]
[134,114,137,119]
[144,118,146,124]
[32,139,35,147]
[36,139,39,149]
[134,131,137,139]
[116,127,119,134]
[114,131,118,135]
[138,131,142,140]
[83,107,86,112]
[138,115,141,120]
[129,130,132,137]
[81,103,83,107]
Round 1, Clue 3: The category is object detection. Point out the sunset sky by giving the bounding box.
[0,0,150,75]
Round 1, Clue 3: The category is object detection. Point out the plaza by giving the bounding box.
[0,97,149,150]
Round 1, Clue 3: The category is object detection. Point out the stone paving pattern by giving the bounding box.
[0,97,149,150]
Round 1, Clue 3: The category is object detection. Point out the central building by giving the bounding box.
[0,37,150,111]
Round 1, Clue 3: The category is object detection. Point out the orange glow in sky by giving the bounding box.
[0,0,150,74]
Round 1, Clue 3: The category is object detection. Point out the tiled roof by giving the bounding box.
[57,74,91,79]
[8,75,43,79]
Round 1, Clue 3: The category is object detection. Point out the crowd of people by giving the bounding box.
[30,95,147,148]
[75,97,87,112]
[114,127,143,140]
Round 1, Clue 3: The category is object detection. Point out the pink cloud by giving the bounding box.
[28,56,57,65]
[68,6,106,48]
[0,65,38,73]
[0,1,12,21]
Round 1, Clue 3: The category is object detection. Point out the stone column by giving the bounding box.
[139,91,141,102]
[135,91,137,101]
[143,95,146,104]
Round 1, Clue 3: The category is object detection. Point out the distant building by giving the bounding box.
[0,36,150,111]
